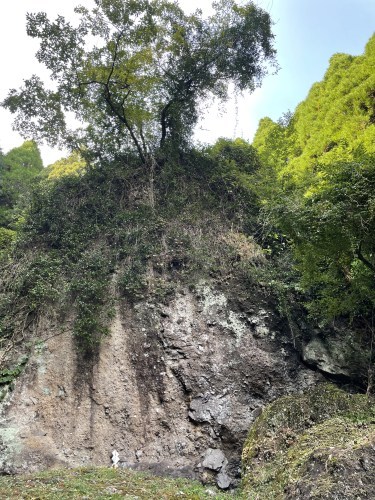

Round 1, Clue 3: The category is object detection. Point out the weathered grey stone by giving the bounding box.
[254,325,269,338]
[252,407,262,419]
[188,397,212,423]
[0,284,321,483]
[202,448,227,471]
[302,335,365,377]
[216,470,231,489]
[188,394,233,426]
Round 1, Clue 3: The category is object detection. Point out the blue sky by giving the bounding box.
[251,0,375,123]
[0,0,374,164]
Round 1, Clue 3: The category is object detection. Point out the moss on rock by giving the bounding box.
[241,384,375,499]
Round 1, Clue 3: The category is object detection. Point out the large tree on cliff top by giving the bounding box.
[2,0,276,164]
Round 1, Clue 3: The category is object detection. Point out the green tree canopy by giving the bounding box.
[3,140,43,172]
[2,0,276,165]
[283,34,375,189]
[0,141,43,227]
[207,137,260,174]
[252,34,375,323]
[44,152,86,180]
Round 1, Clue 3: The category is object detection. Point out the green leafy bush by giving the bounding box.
[0,137,264,354]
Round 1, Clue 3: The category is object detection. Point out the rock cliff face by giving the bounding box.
[0,282,321,488]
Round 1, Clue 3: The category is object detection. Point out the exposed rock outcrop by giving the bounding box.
[0,283,321,487]
[302,331,368,380]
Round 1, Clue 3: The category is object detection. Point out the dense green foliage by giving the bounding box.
[253,35,375,326]
[0,141,43,228]
[43,151,86,179]
[0,143,263,353]
[3,0,276,164]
